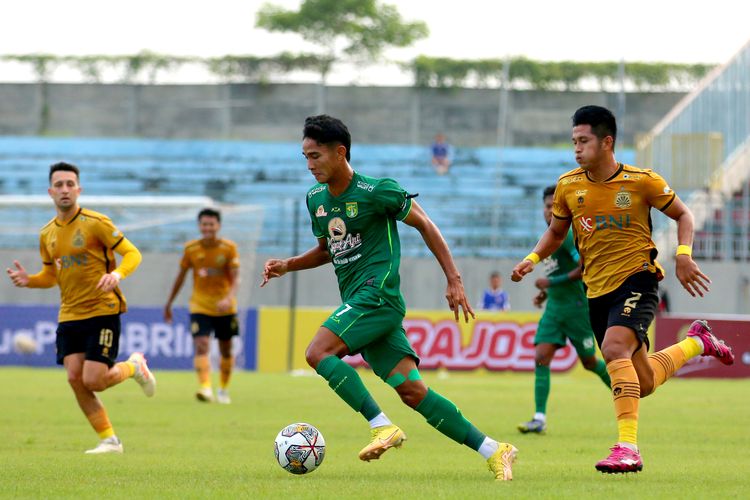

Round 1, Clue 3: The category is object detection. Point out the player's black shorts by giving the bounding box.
[190,313,239,340]
[587,271,659,351]
[56,314,121,367]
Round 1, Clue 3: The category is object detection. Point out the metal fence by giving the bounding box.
[636,39,750,260]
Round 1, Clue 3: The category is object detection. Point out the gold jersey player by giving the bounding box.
[164,208,240,404]
[512,105,734,473]
[262,115,518,481]
[6,162,156,454]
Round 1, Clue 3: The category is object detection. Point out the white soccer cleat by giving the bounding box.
[216,389,231,405]
[128,352,156,397]
[85,436,123,455]
[196,387,214,402]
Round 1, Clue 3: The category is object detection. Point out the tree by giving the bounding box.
[256,0,428,112]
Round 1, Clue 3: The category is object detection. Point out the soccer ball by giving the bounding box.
[274,422,326,475]
[13,333,37,354]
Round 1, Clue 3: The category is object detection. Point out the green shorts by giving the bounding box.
[322,288,419,380]
[535,307,597,359]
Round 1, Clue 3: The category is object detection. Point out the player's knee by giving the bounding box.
[581,357,598,370]
[639,379,655,398]
[67,371,84,389]
[82,375,106,392]
[396,381,427,408]
[535,353,552,366]
[305,344,328,369]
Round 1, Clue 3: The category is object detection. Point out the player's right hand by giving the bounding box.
[511,260,534,282]
[533,290,547,308]
[261,258,288,287]
[6,260,29,287]
[163,305,173,323]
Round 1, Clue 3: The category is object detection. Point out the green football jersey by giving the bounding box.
[540,229,587,311]
[306,172,413,313]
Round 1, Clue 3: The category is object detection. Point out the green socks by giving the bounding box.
[535,364,551,414]
[414,388,485,450]
[315,355,381,420]
[592,358,612,388]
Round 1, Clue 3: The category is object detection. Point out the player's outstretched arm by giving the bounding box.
[402,200,475,323]
[511,217,570,282]
[261,238,331,287]
[662,197,711,297]
[7,260,56,288]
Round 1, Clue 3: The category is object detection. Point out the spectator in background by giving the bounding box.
[481,271,511,311]
[431,133,452,175]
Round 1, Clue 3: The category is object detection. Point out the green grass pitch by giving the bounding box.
[1,367,748,498]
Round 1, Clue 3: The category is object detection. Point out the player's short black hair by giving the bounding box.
[49,162,80,183]
[303,115,352,161]
[572,105,617,149]
[198,207,221,222]
[490,271,501,279]
[543,185,556,199]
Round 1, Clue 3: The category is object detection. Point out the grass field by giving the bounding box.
[1,367,748,499]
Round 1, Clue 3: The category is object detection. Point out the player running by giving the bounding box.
[164,208,240,404]
[6,162,155,454]
[518,185,611,435]
[262,115,518,481]
[512,105,734,473]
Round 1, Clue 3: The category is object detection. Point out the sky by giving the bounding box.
[1,0,748,84]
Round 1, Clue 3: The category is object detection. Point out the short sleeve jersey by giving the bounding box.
[541,229,586,311]
[306,172,413,313]
[180,238,240,316]
[38,208,128,322]
[552,163,676,298]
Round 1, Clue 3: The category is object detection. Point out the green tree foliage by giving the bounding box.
[411,56,714,91]
[256,0,428,78]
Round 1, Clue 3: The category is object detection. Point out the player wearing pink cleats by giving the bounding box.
[595,445,643,473]
[686,320,735,365]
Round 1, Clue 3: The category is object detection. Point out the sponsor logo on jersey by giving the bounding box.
[57,253,89,269]
[580,214,632,233]
[345,202,358,218]
[331,206,341,212]
[216,255,226,266]
[307,185,326,198]
[561,175,583,185]
[315,205,327,217]
[356,180,374,192]
[72,229,85,248]
[663,185,672,194]
[112,230,120,237]
[575,189,588,196]
[328,217,346,241]
[615,188,631,209]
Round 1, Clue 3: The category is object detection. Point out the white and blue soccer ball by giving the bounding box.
[274,423,326,475]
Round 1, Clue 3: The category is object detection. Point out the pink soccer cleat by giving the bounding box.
[595,444,643,474]
[687,320,735,366]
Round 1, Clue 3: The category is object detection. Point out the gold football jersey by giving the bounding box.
[38,208,128,322]
[180,238,240,315]
[552,163,676,298]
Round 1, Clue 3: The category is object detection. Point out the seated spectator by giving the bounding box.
[431,133,452,175]
[480,271,511,311]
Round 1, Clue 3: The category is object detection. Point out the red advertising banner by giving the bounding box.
[654,315,750,378]
[347,314,579,372]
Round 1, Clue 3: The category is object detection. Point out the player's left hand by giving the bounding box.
[445,276,475,323]
[511,260,534,282]
[96,271,121,292]
[533,290,547,308]
[675,255,711,297]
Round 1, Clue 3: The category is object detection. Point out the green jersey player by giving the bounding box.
[261,115,518,481]
[517,185,611,434]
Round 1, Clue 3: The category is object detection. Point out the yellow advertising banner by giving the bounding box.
[257,307,588,374]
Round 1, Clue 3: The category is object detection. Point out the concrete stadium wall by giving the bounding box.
[0,83,683,147]
[2,249,747,315]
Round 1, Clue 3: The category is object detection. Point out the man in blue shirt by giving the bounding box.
[481,271,511,311]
